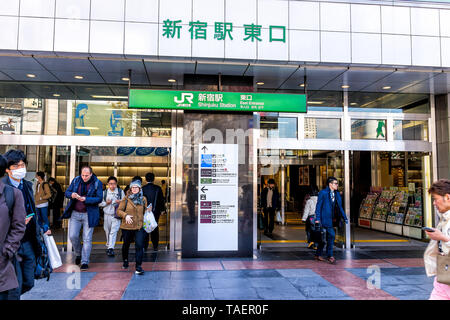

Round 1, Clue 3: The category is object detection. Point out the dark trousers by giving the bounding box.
[316,226,336,258]
[0,289,17,300]
[52,206,62,227]
[121,228,146,267]
[143,213,160,250]
[263,207,275,233]
[8,241,35,300]
[305,218,313,243]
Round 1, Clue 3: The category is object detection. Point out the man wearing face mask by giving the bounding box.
[62,166,103,271]
[2,149,43,299]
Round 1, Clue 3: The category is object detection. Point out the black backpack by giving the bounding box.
[34,230,52,281]
[44,182,57,204]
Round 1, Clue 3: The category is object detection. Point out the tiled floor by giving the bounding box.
[20,246,437,301]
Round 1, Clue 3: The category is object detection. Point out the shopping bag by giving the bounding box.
[143,210,158,233]
[43,234,62,270]
[275,210,282,224]
[437,254,450,285]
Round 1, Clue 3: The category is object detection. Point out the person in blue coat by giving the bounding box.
[62,166,102,270]
[314,177,348,264]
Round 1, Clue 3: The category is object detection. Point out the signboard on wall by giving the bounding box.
[198,144,239,251]
[129,89,307,113]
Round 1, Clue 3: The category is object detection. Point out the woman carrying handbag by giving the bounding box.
[116,179,148,275]
[424,179,450,300]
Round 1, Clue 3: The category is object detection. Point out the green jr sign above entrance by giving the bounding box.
[129,89,307,113]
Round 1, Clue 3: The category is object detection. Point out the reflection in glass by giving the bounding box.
[260,116,297,138]
[393,120,428,141]
[72,100,171,137]
[304,118,341,139]
[351,119,386,140]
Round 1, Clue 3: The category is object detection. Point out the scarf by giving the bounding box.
[129,191,144,206]
[80,175,95,197]
[424,210,450,277]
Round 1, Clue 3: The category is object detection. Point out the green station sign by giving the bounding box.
[129,89,307,113]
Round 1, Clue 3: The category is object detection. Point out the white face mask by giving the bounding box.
[11,167,27,180]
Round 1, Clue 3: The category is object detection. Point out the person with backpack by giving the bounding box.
[34,172,52,235]
[142,172,165,252]
[2,149,43,299]
[62,166,103,271]
[0,155,26,300]
[302,185,319,250]
[99,176,124,257]
[116,179,148,275]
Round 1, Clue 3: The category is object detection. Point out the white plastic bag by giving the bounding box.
[43,234,62,269]
[275,210,282,224]
[143,210,158,233]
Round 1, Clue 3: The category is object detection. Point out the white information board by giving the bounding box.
[198,144,239,251]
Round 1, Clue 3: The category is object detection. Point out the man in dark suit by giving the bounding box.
[142,173,165,251]
[314,177,348,264]
[260,178,280,236]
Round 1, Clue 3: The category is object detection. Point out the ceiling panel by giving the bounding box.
[145,61,195,85]
[0,56,44,71]
[1,69,59,82]
[244,65,299,88]
[90,59,148,84]
[321,69,394,91]
[195,63,248,76]
[51,71,104,83]
[35,56,97,73]
[0,83,37,98]
[22,83,77,99]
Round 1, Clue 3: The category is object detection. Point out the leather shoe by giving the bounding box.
[75,256,81,265]
[314,255,325,262]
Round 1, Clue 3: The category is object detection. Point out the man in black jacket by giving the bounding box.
[142,173,165,251]
[48,177,64,228]
[260,178,280,236]
[2,149,42,299]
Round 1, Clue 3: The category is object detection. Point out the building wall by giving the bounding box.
[1,0,449,68]
[435,94,450,179]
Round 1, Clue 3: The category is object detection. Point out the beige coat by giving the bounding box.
[116,195,147,230]
[424,210,450,277]
[35,181,51,206]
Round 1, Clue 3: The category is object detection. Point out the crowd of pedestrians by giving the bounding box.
[1,146,448,300]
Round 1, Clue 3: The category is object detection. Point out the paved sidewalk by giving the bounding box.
[20,246,435,300]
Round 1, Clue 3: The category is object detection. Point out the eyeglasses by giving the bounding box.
[10,163,26,169]
[332,182,339,185]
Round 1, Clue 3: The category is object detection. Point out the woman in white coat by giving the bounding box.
[424,179,450,300]
[302,186,319,249]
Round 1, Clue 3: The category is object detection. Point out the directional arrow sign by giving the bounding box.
[201,186,208,193]
[201,146,208,153]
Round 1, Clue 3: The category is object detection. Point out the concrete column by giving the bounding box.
[434,94,450,179]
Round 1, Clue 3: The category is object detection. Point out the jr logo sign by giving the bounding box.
[174,92,194,104]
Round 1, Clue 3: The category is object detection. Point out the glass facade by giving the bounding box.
[260,116,297,138]
[393,120,428,141]
[351,119,386,140]
[304,118,341,139]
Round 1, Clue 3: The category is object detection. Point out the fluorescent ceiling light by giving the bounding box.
[382,86,391,89]
[53,94,60,97]
[74,75,84,79]
[26,74,36,78]
[121,77,130,81]
[91,95,128,99]
[307,101,324,104]
[350,102,357,105]
[299,84,305,87]
[341,85,350,89]
[256,82,264,85]
[168,79,177,83]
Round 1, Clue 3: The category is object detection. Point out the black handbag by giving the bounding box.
[257,209,265,230]
[311,221,326,243]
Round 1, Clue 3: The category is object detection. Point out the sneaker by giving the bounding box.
[80,264,89,271]
[75,256,81,265]
[314,255,325,262]
[107,249,115,257]
[122,260,129,269]
[327,257,336,264]
[135,266,144,275]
